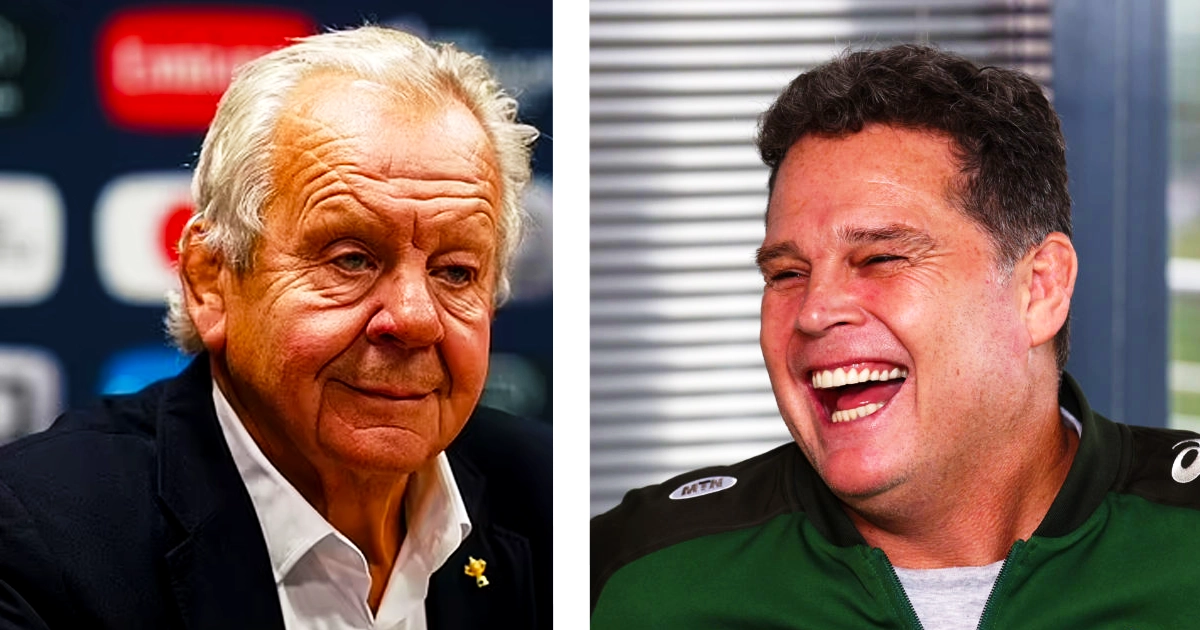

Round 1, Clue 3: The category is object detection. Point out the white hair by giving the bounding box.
[166,25,538,353]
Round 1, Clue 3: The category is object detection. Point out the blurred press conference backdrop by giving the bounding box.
[591,0,1181,516]
[0,0,553,442]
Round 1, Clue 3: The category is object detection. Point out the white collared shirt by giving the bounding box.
[212,380,472,630]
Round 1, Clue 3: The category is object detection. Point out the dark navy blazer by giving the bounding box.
[0,357,552,629]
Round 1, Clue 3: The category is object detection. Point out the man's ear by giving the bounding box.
[1021,232,1077,348]
[178,220,229,353]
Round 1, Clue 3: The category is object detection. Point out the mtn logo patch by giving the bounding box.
[669,476,737,500]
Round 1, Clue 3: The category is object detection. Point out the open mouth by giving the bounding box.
[810,365,908,423]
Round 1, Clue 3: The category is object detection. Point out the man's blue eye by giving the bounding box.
[440,266,475,285]
[335,253,372,271]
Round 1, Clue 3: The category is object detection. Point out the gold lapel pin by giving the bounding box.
[464,556,489,588]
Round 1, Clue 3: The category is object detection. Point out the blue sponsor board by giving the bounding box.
[97,345,191,395]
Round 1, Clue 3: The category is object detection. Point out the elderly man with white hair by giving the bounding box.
[0,26,550,630]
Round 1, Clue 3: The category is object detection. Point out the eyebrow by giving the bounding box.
[755,223,936,270]
[755,242,801,270]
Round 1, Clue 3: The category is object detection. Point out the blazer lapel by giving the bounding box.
[155,358,285,630]
[426,452,538,629]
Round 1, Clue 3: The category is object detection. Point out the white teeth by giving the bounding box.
[811,364,907,422]
[811,366,908,390]
[830,402,885,423]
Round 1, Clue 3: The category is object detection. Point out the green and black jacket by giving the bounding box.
[592,375,1200,629]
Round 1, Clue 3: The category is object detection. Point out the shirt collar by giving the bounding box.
[1060,405,1082,437]
[210,378,472,588]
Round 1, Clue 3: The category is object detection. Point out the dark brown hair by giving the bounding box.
[757,44,1072,370]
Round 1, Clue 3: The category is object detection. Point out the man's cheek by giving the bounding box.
[442,329,490,395]
[448,333,491,381]
[291,307,369,345]
[439,288,494,325]
[758,307,795,368]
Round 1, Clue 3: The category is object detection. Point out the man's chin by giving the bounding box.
[316,425,445,475]
[815,454,909,503]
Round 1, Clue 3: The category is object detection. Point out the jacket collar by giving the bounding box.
[426,433,541,628]
[1033,372,1122,537]
[445,443,488,523]
[155,356,285,630]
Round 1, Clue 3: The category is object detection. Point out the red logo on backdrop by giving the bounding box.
[160,202,192,265]
[97,6,313,132]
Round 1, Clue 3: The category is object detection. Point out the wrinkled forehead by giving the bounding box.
[277,72,494,161]
[764,126,966,231]
[264,71,500,210]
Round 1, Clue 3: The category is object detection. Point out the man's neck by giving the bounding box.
[844,407,1080,569]
[319,475,409,612]
[211,361,409,611]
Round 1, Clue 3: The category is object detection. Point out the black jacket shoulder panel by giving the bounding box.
[591,442,803,609]
[1115,424,1200,510]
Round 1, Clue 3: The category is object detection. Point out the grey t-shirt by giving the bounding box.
[893,561,1003,630]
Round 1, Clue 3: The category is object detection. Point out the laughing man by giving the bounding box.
[592,44,1200,629]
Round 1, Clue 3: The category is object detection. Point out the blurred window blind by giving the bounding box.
[590,0,1052,516]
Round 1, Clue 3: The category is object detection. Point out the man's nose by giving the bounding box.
[793,270,864,337]
[365,269,445,347]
